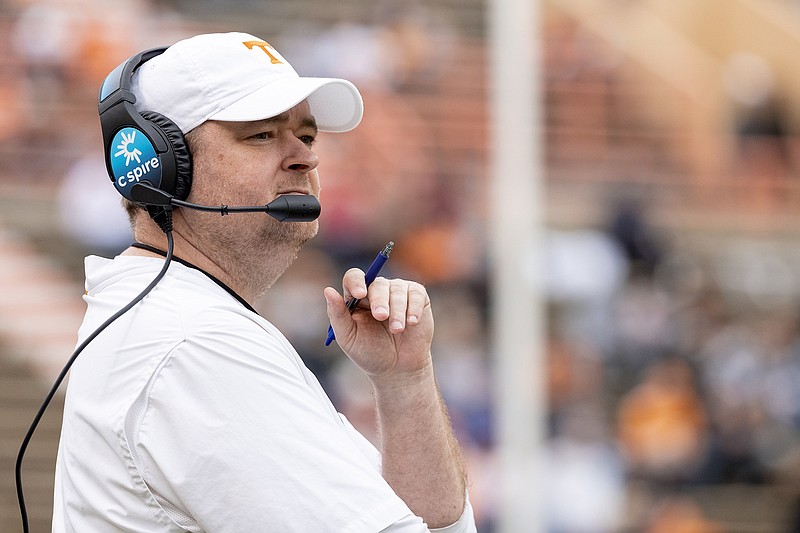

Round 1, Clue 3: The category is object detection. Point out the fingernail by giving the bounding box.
[375,306,388,317]
[391,320,403,331]
[408,315,418,325]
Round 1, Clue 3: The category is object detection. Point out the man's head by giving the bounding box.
[102,32,363,220]
[101,32,363,297]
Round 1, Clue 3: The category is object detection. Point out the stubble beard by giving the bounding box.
[259,219,317,259]
[184,205,319,300]
[241,217,320,295]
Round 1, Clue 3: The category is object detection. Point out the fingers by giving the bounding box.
[367,277,391,321]
[337,268,429,334]
[367,278,428,334]
[323,286,348,320]
[342,267,367,301]
[385,280,408,333]
[405,283,428,326]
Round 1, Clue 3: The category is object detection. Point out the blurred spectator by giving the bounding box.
[293,22,387,90]
[545,402,625,533]
[611,274,677,379]
[10,0,81,135]
[392,218,485,286]
[608,197,665,278]
[57,152,132,256]
[698,308,800,484]
[617,356,710,484]
[544,228,628,353]
[723,51,795,211]
[281,0,455,93]
[724,51,793,179]
[429,284,492,448]
[546,320,605,431]
[644,496,724,533]
[372,0,456,92]
[0,12,25,144]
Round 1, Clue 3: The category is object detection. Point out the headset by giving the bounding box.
[15,47,321,532]
[98,46,190,229]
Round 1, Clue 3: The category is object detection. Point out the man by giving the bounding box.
[52,33,476,532]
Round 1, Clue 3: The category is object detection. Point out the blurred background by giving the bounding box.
[2,0,800,531]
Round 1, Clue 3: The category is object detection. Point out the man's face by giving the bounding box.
[181,100,322,257]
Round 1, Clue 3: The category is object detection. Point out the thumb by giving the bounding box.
[324,287,352,341]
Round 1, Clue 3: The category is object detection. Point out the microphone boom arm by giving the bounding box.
[129,182,320,222]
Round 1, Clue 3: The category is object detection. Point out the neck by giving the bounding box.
[126,214,298,304]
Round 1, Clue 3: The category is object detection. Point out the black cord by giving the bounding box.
[15,229,174,532]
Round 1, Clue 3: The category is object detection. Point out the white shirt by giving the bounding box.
[53,255,475,532]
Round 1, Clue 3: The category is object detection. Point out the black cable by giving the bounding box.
[15,229,174,533]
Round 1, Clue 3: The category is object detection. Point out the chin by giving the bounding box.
[262,219,318,249]
[295,219,319,243]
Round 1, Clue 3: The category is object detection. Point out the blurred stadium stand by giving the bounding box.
[3,0,800,531]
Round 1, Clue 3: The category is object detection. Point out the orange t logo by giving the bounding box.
[242,40,282,64]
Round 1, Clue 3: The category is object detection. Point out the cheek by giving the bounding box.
[310,169,321,194]
[191,149,248,198]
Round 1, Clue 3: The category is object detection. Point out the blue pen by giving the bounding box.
[325,241,394,346]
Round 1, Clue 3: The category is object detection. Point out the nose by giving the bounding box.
[283,135,319,173]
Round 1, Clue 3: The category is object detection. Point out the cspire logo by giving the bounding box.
[109,127,161,192]
[115,130,143,166]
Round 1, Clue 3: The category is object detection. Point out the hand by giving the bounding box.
[323,268,434,382]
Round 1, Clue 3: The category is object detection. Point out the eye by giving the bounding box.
[298,135,316,147]
[249,131,275,141]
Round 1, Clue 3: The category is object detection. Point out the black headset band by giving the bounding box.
[99,47,168,108]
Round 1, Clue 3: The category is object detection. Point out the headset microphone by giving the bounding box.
[129,182,321,222]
